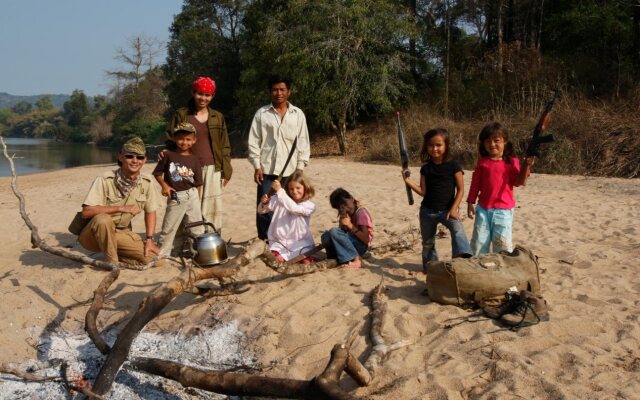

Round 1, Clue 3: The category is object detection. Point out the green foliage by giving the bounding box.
[164,0,245,118]
[238,0,414,152]
[35,95,55,111]
[63,90,90,128]
[11,101,32,115]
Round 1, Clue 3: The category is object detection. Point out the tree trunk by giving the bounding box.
[497,0,504,79]
[633,1,640,78]
[334,111,347,155]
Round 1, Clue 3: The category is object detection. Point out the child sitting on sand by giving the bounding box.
[321,188,373,269]
[403,128,472,272]
[258,171,317,263]
[467,122,534,255]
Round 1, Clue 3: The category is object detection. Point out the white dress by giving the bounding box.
[257,188,316,261]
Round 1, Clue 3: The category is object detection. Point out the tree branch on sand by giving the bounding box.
[2,136,406,398]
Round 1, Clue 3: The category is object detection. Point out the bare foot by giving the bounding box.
[343,257,362,269]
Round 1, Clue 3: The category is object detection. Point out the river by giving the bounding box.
[0,137,153,177]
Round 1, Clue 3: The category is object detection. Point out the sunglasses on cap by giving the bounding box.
[124,154,146,160]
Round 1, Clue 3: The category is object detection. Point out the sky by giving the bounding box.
[0,0,184,97]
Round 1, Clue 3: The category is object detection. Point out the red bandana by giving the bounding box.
[192,77,216,95]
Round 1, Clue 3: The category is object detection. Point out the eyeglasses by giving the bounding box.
[124,154,146,160]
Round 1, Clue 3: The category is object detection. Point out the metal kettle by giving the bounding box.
[183,221,228,266]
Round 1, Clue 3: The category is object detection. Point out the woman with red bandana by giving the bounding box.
[164,77,232,233]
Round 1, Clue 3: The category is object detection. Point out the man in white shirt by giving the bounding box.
[247,75,311,239]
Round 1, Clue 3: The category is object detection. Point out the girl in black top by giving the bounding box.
[403,128,472,272]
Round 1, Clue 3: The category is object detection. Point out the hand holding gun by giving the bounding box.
[526,91,559,158]
[396,112,414,205]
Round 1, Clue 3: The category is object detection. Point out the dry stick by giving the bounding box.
[85,267,120,354]
[60,361,105,400]
[0,363,60,382]
[0,136,118,273]
[260,250,339,275]
[92,239,269,395]
[363,284,410,383]
[130,357,321,399]
[1,136,119,356]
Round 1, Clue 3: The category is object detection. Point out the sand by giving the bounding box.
[1,157,639,399]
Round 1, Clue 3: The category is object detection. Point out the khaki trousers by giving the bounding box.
[201,166,223,231]
[158,187,204,257]
[78,213,151,264]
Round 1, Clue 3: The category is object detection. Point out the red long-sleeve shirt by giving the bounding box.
[467,157,524,209]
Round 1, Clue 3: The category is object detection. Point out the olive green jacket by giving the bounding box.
[166,107,233,180]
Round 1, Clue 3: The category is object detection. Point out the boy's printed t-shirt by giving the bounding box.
[153,151,203,192]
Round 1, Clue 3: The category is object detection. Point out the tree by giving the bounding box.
[63,90,90,128]
[164,0,246,118]
[241,0,413,154]
[106,35,164,88]
[11,101,32,115]
[35,95,55,111]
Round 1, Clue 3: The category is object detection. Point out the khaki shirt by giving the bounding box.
[82,170,162,230]
[247,102,310,176]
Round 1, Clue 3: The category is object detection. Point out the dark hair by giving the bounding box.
[420,128,450,163]
[478,122,514,162]
[267,74,292,90]
[329,187,354,209]
[286,171,315,201]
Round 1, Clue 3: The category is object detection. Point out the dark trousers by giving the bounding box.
[256,174,280,240]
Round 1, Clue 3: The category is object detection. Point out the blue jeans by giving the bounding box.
[470,204,513,255]
[255,174,279,240]
[321,227,368,264]
[420,207,472,271]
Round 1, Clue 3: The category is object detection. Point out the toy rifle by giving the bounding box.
[395,112,414,205]
[267,136,298,197]
[526,91,559,157]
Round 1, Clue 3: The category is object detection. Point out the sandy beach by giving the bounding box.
[1,157,639,399]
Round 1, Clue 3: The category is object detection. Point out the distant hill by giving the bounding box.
[0,92,70,110]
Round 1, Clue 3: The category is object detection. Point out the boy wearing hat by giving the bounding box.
[78,137,162,264]
[153,122,205,257]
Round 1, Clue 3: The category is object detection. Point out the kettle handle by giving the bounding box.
[184,220,218,233]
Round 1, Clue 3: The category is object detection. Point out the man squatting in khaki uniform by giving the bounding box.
[78,137,162,264]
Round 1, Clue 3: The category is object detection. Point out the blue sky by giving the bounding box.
[0,0,183,96]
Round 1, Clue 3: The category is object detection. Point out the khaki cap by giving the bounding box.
[173,122,196,135]
[121,137,146,156]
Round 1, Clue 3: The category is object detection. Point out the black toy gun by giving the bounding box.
[526,91,559,157]
[395,112,414,205]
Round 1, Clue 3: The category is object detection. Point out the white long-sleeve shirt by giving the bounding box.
[257,188,316,261]
[247,102,310,177]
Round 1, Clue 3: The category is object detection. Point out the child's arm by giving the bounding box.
[514,156,535,186]
[448,171,465,221]
[154,174,175,197]
[257,194,273,214]
[402,169,426,197]
[466,161,482,219]
[275,189,315,216]
[341,209,371,245]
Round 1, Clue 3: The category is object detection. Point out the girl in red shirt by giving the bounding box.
[466,122,534,255]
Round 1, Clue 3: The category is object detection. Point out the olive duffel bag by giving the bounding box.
[426,245,541,308]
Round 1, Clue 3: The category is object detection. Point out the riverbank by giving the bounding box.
[1,159,639,398]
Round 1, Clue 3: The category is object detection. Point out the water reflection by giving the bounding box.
[0,138,119,177]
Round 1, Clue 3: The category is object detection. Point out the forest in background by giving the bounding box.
[1,0,639,177]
